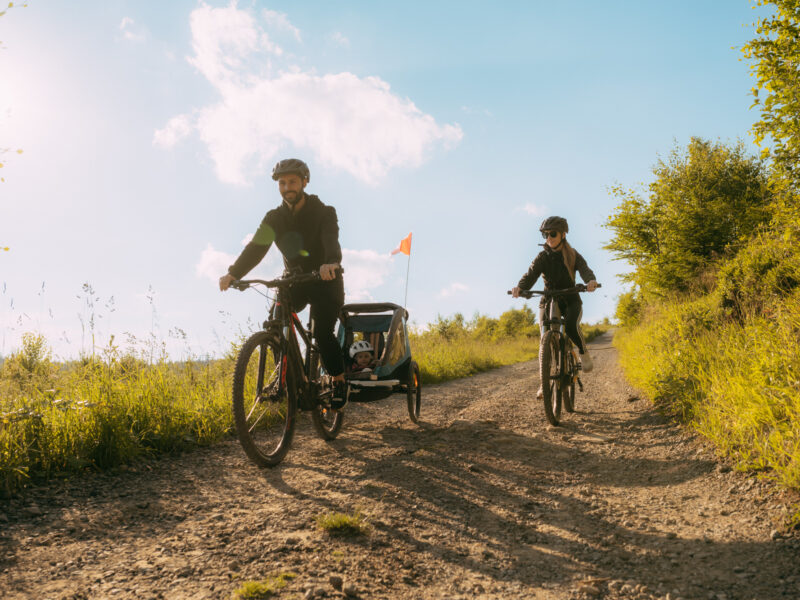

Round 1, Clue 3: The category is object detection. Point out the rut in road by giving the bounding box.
[1,331,798,600]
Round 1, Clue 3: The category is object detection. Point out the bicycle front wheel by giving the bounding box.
[232,331,297,467]
[539,330,562,426]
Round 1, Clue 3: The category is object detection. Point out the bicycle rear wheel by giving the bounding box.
[310,355,344,440]
[407,361,421,424]
[539,330,562,426]
[563,350,577,413]
[232,331,297,467]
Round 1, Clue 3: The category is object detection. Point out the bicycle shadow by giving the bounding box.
[256,417,790,597]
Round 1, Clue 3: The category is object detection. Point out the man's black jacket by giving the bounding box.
[228,194,342,279]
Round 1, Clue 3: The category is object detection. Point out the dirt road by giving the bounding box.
[1,332,798,600]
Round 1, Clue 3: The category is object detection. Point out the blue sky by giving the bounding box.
[0,1,771,359]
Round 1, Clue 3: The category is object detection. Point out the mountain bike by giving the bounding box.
[508,283,601,426]
[230,270,344,467]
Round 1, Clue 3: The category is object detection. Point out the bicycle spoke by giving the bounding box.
[247,405,271,433]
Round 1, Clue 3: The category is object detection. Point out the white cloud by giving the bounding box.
[153,114,194,147]
[438,282,469,298]
[196,244,236,282]
[263,9,301,42]
[195,240,284,283]
[119,16,146,43]
[156,2,462,186]
[341,248,393,302]
[518,202,547,217]
[187,3,282,89]
[460,105,493,117]
[328,31,350,47]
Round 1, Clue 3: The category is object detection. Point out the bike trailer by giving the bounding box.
[336,302,420,415]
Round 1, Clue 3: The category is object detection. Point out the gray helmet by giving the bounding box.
[539,216,569,234]
[271,158,310,182]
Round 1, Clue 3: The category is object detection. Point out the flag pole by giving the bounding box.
[403,251,411,308]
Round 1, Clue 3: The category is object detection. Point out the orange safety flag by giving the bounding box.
[391,232,412,256]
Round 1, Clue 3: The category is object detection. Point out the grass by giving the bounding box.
[233,572,297,599]
[615,292,800,518]
[0,309,610,496]
[0,337,235,496]
[315,510,370,536]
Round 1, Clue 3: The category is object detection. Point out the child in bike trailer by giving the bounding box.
[511,216,599,398]
[348,340,378,379]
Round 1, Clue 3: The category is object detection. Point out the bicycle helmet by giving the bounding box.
[271,158,310,182]
[349,340,373,358]
[539,216,569,234]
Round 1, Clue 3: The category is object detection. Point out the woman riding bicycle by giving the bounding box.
[511,216,598,396]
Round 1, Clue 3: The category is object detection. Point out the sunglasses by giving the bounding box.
[541,230,560,239]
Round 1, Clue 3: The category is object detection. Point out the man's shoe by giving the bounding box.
[580,351,594,373]
[330,380,348,410]
[536,387,543,400]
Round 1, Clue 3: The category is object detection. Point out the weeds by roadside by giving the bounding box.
[315,510,370,537]
[233,572,297,599]
[0,303,610,496]
[615,292,800,524]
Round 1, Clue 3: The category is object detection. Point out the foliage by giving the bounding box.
[615,292,800,494]
[713,224,800,321]
[0,305,611,495]
[233,572,297,599]
[604,138,774,296]
[0,338,235,496]
[614,289,642,327]
[315,510,370,536]
[742,0,800,190]
[412,309,608,383]
[0,332,55,386]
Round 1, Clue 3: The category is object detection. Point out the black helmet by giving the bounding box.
[271,158,310,182]
[539,216,569,234]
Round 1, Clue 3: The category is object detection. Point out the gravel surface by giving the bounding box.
[1,332,798,599]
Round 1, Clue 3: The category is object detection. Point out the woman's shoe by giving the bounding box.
[580,352,594,373]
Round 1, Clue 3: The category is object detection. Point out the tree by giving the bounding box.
[604,138,774,296]
[742,0,800,191]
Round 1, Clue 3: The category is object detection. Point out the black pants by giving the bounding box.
[284,278,345,377]
[539,295,586,353]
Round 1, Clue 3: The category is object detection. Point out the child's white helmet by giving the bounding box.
[349,340,373,358]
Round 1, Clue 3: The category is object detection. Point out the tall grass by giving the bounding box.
[0,337,234,495]
[1,308,610,495]
[411,311,609,383]
[615,292,800,492]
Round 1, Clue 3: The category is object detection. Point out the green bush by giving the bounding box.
[616,291,800,494]
[713,227,800,321]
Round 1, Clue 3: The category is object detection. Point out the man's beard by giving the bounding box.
[282,191,302,206]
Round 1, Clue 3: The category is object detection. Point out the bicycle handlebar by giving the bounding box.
[233,267,344,291]
[507,283,601,299]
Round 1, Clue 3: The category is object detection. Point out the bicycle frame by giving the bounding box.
[268,288,323,407]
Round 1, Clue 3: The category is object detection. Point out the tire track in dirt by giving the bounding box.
[1,332,798,599]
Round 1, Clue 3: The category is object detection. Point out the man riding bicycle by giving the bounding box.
[511,216,598,398]
[218,158,347,407]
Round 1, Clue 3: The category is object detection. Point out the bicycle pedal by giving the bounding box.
[577,378,584,392]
